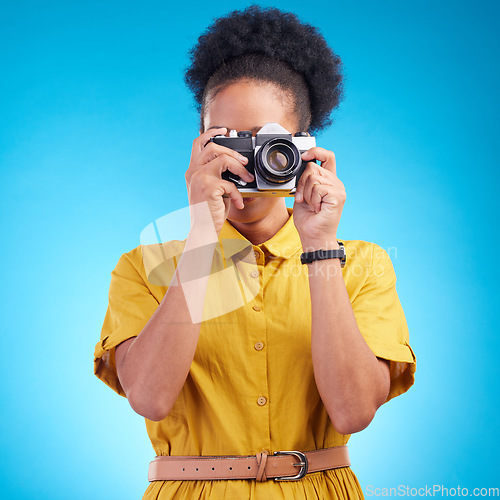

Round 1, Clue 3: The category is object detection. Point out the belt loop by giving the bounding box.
[255,450,269,482]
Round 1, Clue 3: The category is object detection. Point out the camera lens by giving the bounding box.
[255,138,301,184]
[268,150,289,171]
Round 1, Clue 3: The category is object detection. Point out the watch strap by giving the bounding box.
[300,241,346,267]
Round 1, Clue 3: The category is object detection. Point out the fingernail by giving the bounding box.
[239,154,248,163]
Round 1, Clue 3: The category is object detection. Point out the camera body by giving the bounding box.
[210,122,316,197]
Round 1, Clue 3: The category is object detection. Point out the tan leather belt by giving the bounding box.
[148,445,350,482]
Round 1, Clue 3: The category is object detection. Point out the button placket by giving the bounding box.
[249,248,268,427]
[250,246,263,313]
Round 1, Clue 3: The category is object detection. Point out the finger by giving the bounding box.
[192,127,227,156]
[302,174,323,212]
[198,142,249,167]
[295,163,320,202]
[310,183,331,213]
[205,154,255,183]
[301,147,336,176]
[218,180,245,210]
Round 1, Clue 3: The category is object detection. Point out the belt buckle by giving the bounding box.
[273,450,309,481]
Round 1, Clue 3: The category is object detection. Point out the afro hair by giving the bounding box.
[184,5,344,133]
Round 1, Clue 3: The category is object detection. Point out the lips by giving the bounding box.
[243,197,256,203]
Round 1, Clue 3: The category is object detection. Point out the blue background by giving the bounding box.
[1,0,498,498]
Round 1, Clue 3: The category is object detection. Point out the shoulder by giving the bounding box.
[113,240,187,289]
[338,239,391,264]
[110,245,145,282]
[337,239,397,287]
[117,244,143,268]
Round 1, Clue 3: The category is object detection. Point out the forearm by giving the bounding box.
[307,252,390,434]
[119,226,216,421]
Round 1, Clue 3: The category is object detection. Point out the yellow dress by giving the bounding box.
[94,207,416,499]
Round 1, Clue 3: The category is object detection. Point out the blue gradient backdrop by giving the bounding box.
[1,1,498,498]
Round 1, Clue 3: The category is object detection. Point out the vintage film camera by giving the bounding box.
[211,122,316,197]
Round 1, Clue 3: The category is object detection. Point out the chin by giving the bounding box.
[227,203,260,224]
[227,196,284,224]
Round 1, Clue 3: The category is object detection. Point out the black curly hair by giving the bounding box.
[184,5,344,134]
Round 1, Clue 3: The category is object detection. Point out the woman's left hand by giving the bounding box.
[293,147,346,250]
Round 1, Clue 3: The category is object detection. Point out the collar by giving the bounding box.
[218,207,302,260]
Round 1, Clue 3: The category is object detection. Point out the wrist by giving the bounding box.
[186,224,219,250]
[300,239,340,252]
[305,255,343,280]
[300,241,346,268]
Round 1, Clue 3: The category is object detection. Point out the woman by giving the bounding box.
[94,6,416,499]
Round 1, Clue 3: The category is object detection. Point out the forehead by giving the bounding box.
[203,80,299,133]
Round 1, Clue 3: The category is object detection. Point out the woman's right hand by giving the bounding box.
[185,128,255,234]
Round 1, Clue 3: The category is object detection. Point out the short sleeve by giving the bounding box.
[94,251,160,397]
[351,244,416,402]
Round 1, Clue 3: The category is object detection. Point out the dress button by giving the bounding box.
[253,250,260,260]
[257,396,267,406]
[254,341,264,351]
[250,269,260,278]
[252,305,261,312]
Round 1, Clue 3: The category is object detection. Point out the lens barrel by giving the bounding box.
[255,138,301,184]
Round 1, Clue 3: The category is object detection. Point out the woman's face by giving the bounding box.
[202,79,300,224]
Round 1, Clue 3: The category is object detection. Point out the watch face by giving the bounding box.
[337,242,346,267]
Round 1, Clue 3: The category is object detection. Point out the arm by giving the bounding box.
[307,254,390,435]
[294,147,390,435]
[115,226,215,422]
[115,127,254,421]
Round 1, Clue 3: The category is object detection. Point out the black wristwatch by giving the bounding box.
[300,241,346,267]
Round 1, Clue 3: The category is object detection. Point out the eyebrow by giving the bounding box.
[208,125,262,133]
